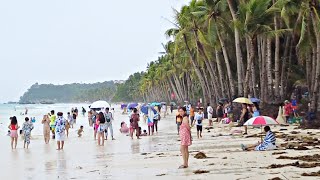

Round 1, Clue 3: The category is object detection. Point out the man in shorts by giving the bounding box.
[207,103,213,126]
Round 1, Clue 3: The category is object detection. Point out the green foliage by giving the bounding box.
[19,82,116,103]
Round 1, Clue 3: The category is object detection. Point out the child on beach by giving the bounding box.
[193,107,204,139]
[8,116,20,149]
[67,112,74,128]
[78,126,84,137]
[65,120,70,137]
[120,122,129,134]
[22,117,34,149]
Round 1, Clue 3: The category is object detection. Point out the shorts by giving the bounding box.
[10,130,18,138]
[190,116,195,121]
[55,132,65,141]
[196,125,202,132]
[208,114,213,119]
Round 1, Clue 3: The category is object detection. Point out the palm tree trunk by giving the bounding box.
[310,11,320,112]
[227,0,244,96]
[216,24,235,97]
[280,36,290,100]
[244,36,255,97]
[274,8,280,102]
[183,34,209,105]
[266,37,273,100]
[215,49,226,98]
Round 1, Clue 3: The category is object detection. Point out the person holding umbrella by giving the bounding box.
[241,126,276,151]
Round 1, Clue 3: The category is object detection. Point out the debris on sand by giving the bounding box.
[272,152,287,155]
[207,163,215,166]
[269,177,282,180]
[266,161,320,169]
[277,154,320,162]
[156,174,167,176]
[222,157,227,159]
[194,152,207,159]
[76,166,83,169]
[141,153,148,155]
[156,153,164,156]
[302,171,320,176]
[290,131,300,134]
[295,146,309,150]
[193,170,210,174]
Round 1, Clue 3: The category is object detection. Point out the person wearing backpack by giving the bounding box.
[104,108,115,140]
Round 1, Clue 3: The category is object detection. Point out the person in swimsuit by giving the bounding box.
[240,104,250,135]
[41,115,51,144]
[22,117,34,149]
[178,107,192,169]
[97,112,106,146]
[130,108,140,139]
[8,116,20,149]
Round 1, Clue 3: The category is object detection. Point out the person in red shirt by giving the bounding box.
[284,100,293,123]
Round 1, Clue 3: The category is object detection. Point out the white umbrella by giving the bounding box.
[90,100,110,109]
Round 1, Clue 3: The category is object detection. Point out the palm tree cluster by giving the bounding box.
[137,0,320,112]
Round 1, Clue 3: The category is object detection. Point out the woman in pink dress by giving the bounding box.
[178,107,191,168]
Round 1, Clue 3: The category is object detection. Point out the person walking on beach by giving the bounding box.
[216,103,224,123]
[153,112,160,134]
[130,108,140,139]
[239,104,250,135]
[207,103,213,126]
[82,107,86,116]
[176,111,182,135]
[67,112,74,128]
[88,111,93,127]
[97,112,106,146]
[93,111,98,140]
[8,116,19,149]
[284,100,293,123]
[170,104,174,114]
[189,105,195,126]
[49,110,56,139]
[161,103,167,118]
[22,117,34,149]
[193,107,204,139]
[55,112,66,150]
[104,108,115,140]
[41,115,51,144]
[178,107,191,169]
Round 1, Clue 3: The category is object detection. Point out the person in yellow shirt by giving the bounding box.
[49,110,56,139]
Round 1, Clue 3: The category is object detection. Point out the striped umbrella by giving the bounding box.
[244,116,279,126]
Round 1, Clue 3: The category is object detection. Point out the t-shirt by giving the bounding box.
[104,112,113,123]
[207,106,213,115]
[50,115,56,126]
[195,113,204,126]
[292,99,297,106]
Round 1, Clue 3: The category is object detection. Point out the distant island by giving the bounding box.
[19,81,119,104]
[18,75,144,104]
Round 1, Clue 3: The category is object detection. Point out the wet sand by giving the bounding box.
[1,111,320,180]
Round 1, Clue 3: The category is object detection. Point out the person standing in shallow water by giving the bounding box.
[8,116,20,149]
[41,115,50,144]
[22,117,34,149]
[178,107,192,169]
[55,112,66,150]
[104,108,115,140]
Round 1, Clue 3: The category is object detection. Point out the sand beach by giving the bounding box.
[1,105,320,180]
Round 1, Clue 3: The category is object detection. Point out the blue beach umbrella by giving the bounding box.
[127,103,138,109]
[250,98,261,103]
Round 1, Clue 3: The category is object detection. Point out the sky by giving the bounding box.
[0,0,186,103]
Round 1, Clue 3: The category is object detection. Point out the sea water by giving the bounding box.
[0,103,91,136]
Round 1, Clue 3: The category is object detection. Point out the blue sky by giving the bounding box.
[0,0,186,102]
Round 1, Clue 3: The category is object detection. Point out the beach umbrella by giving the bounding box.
[127,103,138,109]
[244,116,279,141]
[121,104,127,109]
[141,105,149,114]
[90,100,110,109]
[250,97,260,103]
[244,116,279,126]
[233,97,253,104]
[150,102,161,106]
